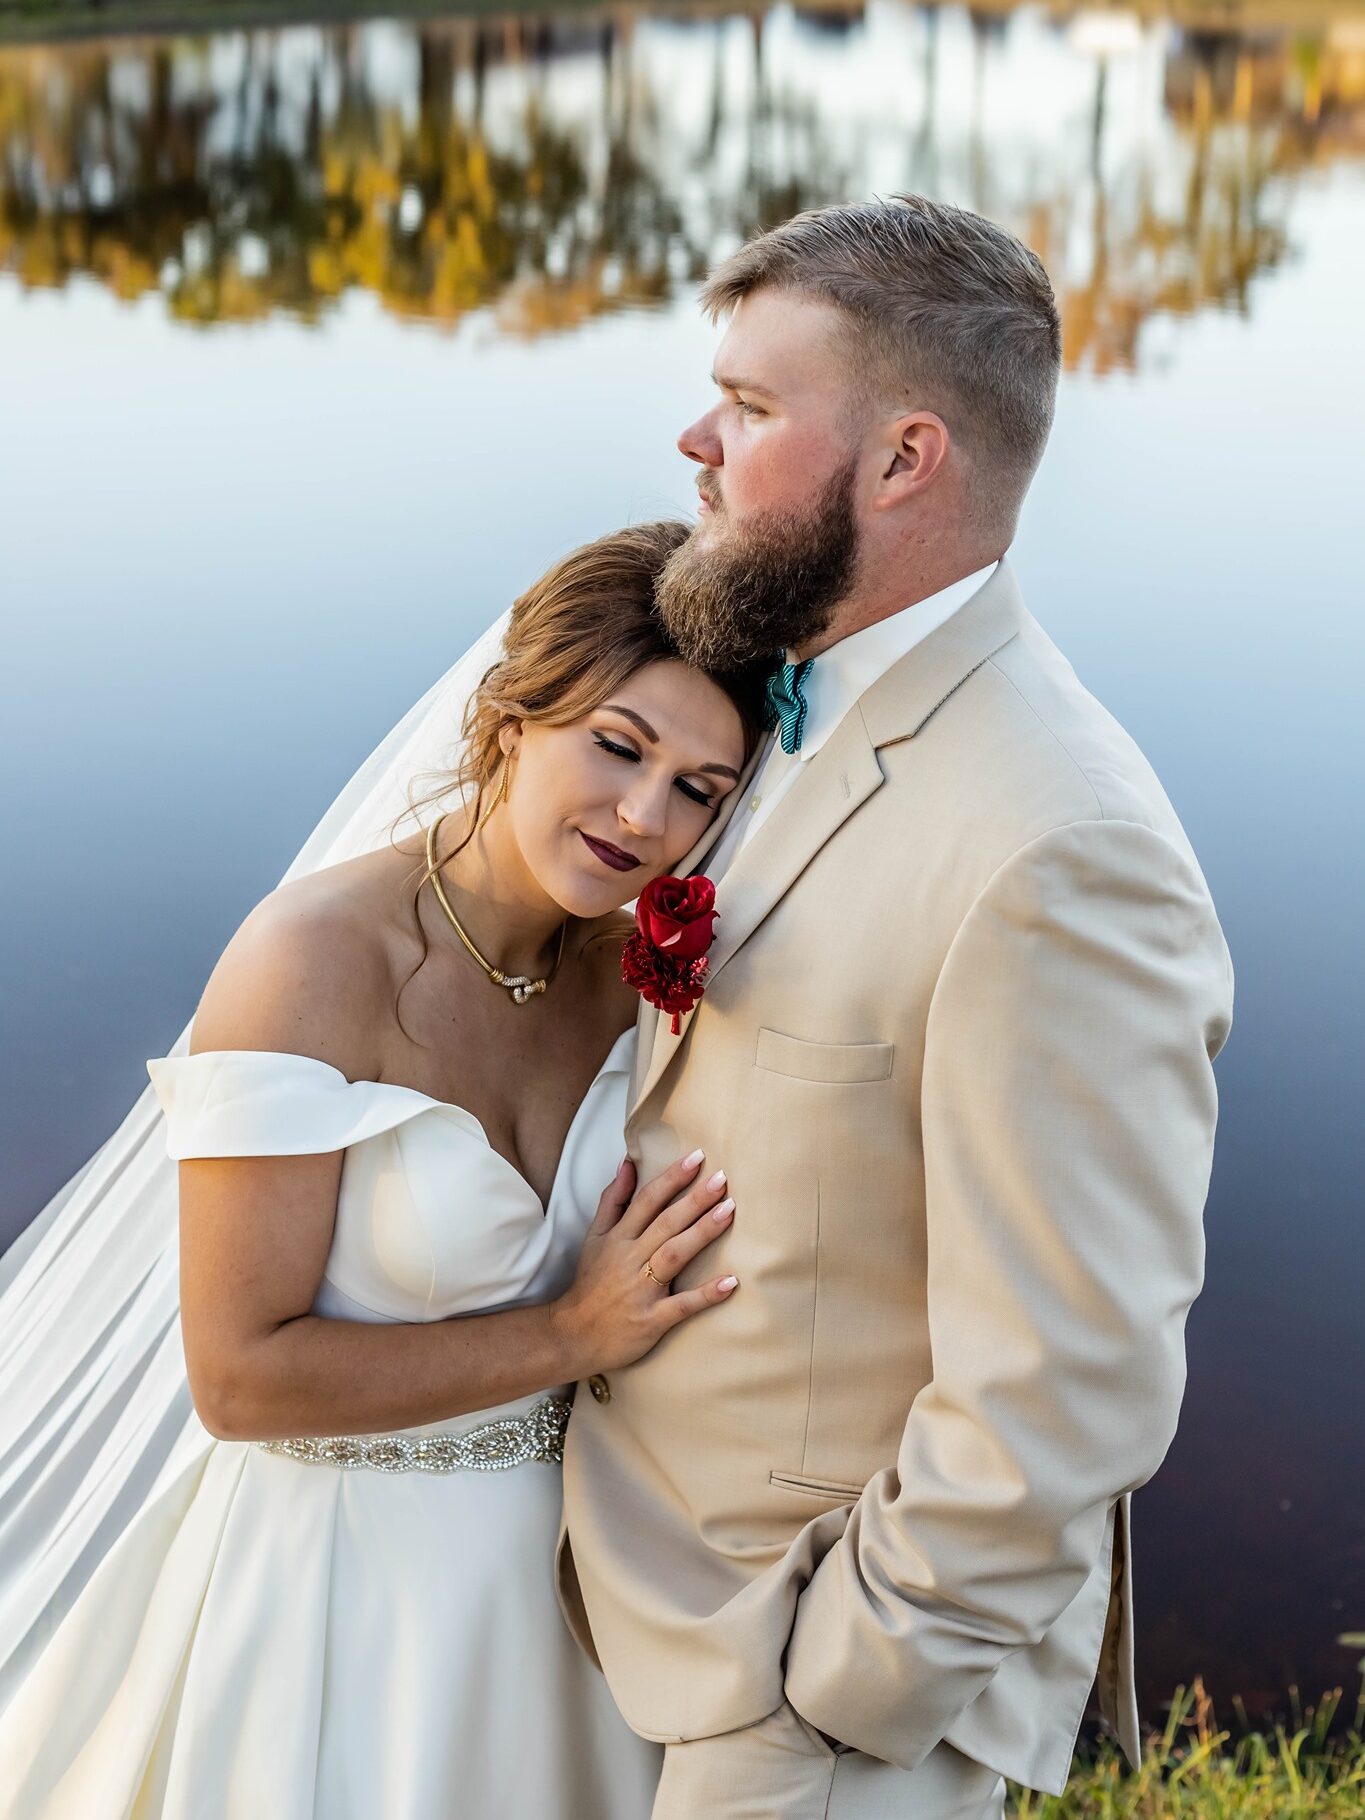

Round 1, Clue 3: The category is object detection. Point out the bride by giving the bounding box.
[0,519,766,1819]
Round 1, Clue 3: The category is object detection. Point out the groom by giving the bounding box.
[557,195,1233,1817]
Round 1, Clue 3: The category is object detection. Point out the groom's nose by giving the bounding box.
[678,409,722,469]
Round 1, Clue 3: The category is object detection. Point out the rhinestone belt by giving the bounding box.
[257,1395,570,1473]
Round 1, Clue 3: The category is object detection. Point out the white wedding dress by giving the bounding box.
[0,1032,662,1820]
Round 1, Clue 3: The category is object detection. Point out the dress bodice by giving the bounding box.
[147,1031,635,1327]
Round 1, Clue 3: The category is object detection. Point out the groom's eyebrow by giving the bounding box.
[603,705,741,782]
[712,369,778,400]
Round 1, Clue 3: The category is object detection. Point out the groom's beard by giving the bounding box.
[655,451,862,668]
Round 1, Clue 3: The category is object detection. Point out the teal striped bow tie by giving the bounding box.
[763,657,815,755]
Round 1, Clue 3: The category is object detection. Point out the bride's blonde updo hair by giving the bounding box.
[391,519,768,1017]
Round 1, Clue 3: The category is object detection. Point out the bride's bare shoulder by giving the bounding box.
[573,910,639,1029]
[190,854,400,1074]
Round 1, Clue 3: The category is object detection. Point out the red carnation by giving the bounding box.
[622,875,719,1034]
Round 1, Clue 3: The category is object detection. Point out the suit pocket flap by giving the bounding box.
[769,1469,865,1500]
[755,1028,894,1084]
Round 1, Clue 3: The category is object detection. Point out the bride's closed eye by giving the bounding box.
[592,734,715,809]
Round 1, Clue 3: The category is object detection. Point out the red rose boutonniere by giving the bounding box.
[622,875,719,1035]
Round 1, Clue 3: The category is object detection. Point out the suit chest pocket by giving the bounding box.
[755,1027,894,1085]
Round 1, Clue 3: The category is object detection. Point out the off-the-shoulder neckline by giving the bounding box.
[172,1033,633,1106]
[161,1031,635,1215]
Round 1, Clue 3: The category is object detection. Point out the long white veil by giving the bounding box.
[0,607,510,1714]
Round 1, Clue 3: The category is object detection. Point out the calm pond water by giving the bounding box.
[2,0,1363,1723]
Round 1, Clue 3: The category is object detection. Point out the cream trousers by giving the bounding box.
[650,1702,1007,1820]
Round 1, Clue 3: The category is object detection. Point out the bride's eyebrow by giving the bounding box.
[600,704,741,783]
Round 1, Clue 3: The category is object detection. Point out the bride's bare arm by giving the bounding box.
[181,1146,729,1441]
[178,885,736,1443]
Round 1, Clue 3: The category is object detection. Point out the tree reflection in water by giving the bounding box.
[0,3,1362,367]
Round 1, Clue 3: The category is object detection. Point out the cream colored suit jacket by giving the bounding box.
[556,558,1233,1795]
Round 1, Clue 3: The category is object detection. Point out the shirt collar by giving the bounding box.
[785,561,998,762]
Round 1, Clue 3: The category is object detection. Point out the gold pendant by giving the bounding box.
[493,972,546,1005]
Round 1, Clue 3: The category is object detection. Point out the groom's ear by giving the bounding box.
[876,410,950,508]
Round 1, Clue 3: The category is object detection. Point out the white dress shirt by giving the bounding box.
[706,562,998,882]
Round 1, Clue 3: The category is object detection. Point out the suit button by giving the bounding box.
[587,1374,612,1404]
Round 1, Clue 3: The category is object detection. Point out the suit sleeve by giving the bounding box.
[783,817,1233,1769]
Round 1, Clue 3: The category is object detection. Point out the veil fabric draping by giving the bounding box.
[0,608,510,1715]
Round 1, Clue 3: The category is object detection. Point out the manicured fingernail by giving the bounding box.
[712,1198,735,1221]
[706,1169,727,1192]
[718,1276,738,1292]
[683,1149,705,1169]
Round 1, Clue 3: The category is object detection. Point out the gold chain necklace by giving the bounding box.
[425,814,567,1005]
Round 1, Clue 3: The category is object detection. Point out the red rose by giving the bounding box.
[622,875,719,1034]
[634,875,718,962]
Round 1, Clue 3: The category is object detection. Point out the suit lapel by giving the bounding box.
[626,734,768,1115]
[706,708,884,985]
[856,556,1026,750]
[628,711,883,1118]
[626,558,1028,1123]
[701,552,1026,989]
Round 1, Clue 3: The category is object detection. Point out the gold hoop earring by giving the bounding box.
[476,755,512,831]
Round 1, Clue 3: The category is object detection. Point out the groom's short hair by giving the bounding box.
[700,194,1062,525]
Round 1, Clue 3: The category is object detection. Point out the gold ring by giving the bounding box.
[643,1259,666,1287]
